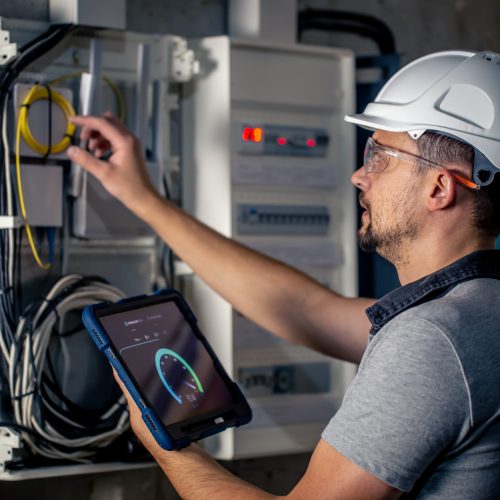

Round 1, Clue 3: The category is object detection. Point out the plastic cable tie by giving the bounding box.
[11,390,35,400]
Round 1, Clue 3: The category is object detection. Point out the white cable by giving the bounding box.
[8,274,130,461]
[1,100,15,363]
[0,324,9,360]
[14,281,128,456]
[2,105,14,294]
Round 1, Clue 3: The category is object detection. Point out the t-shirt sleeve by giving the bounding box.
[321,316,471,492]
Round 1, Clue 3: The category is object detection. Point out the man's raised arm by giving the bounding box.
[67,114,373,363]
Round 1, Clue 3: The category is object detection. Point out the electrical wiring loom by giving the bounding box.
[0,24,134,466]
[4,274,130,462]
[0,24,79,451]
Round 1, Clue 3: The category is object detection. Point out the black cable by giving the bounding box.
[51,321,83,338]
[0,421,40,438]
[0,23,76,213]
[300,20,394,53]
[299,9,396,39]
[42,84,53,163]
[17,24,70,55]
[43,331,122,423]
[0,24,76,357]
[41,372,122,432]
[14,187,22,320]
[297,8,396,54]
[27,323,39,387]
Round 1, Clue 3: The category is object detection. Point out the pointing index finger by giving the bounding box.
[70,115,132,148]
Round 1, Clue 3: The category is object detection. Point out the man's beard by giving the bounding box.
[358,222,378,253]
[358,195,419,265]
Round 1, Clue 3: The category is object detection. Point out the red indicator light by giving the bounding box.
[241,127,264,143]
[306,138,316,148]
[277,137,287,146]
[242,127,253,142]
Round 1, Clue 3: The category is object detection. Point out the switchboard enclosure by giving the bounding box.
[182,36,358,459]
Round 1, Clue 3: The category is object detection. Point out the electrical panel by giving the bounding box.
[182,36,358,459]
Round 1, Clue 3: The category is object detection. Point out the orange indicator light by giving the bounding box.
[241,126,264,143]
[253,127,263,143]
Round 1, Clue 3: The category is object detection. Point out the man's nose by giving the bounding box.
[351,165,370,191]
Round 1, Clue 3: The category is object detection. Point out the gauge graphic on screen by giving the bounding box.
[155,348,204,405]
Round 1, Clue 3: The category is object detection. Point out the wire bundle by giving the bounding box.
[5,274,129,461]
[0,24,152,468]
[0,24,77,416]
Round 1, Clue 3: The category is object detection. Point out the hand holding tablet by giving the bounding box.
[82,289,252,450]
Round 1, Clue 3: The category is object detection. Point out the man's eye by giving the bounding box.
[372,152,383,164]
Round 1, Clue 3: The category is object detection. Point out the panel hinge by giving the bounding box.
[0,19,18,66]
[167,36,200,83]
[0,426,24,474]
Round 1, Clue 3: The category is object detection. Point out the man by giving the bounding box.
[67,50,500,498]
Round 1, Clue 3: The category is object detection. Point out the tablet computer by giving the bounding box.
[82,289,252,451]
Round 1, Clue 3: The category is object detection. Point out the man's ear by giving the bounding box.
[427,170,457,211]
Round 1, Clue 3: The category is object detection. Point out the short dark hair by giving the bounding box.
[417,131,500,237]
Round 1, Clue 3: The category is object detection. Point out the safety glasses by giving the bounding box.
[363,137,480,190]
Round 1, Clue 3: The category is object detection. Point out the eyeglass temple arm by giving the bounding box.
[453,173,480,190]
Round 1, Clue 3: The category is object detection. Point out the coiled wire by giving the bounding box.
[18,84,76,155]
[8,274,129,462]
[15,84,76,269]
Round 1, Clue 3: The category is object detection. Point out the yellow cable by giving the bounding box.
[47,72,126,122]
[46,71,82,87]
[15,106,51,270]
[102,75,126,122]
[19,85,76,155]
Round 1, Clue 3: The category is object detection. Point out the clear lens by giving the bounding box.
[363,138,389,173]
[362,137,480,189]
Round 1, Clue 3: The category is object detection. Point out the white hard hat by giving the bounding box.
[346,50,500,187]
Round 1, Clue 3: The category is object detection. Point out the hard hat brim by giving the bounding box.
[344,113,421,133]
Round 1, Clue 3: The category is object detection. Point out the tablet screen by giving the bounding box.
[98,300,235,426]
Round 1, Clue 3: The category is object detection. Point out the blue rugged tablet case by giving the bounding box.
[82,288,252,451]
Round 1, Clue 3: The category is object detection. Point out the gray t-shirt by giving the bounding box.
[322,278,500,498]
